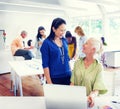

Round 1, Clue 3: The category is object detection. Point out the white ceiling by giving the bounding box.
[0,0,120,17]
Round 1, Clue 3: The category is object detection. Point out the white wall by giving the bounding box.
[0,11,66,47]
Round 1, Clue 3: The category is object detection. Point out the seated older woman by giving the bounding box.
[70,37,107,108]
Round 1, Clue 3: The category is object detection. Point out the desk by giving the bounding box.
[0,49,13,74]
[0,97,46,109]
[94,96,120,109]
[104,51,120,68]
[9,59,44,96]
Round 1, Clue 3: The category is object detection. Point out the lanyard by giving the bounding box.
[59,46,64,64]
[53,39,65,64]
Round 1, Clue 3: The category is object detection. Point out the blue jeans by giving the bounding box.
[14,49,34,60]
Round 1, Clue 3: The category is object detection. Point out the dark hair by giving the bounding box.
[101,37,107,46]
[27,39,32,46]
[36,26,45,41]
[48,17,66,40]
[65,31,72,38]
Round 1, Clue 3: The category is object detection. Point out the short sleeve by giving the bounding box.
[93,65,108,94]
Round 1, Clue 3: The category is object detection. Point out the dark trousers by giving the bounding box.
[14,49,34,60]
[51,76,71,85]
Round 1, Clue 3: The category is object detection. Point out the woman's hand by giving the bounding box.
[87,90,99,108]
[87,95,95,108]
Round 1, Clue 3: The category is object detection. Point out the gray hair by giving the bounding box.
[21,30,27,35]
[90,37,103,55]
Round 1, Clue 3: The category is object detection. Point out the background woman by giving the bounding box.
[65,31,77,60]
[35,26,46,59]
[74,26,87,58]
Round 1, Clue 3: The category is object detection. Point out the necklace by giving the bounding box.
[59,46,64,64]
[54,38,62,47]
[53,38,64,64]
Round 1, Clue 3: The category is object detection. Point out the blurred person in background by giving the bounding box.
[35,26,46,59]
[75,26,87,58]
[11,30,34,60]
[65,31,77,60]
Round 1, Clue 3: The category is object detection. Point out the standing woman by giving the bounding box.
[40,18,71,85]
[75,26,87,58]
[35,26,46,59]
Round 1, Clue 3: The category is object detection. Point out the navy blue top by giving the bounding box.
[40,37,71,78]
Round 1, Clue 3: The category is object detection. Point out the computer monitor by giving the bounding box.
[43,84,87,109]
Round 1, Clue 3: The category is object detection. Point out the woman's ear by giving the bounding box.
[52,27,55,32]
[92,47,96,54]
